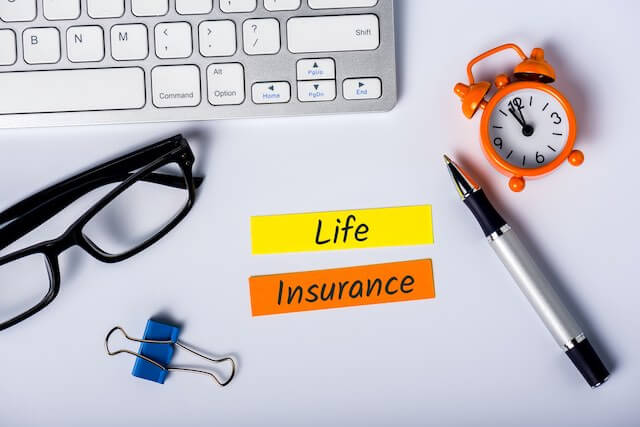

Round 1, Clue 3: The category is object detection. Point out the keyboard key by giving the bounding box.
[199,21,236,57]
[151,65,201,108]
[297,80,336,102]
[252,82,291,104]
[155,22,192,59]
[176,0,212,14]
[43,0,80,20]
[343,77,381,100]
[207,63,245,105]
[111,24,149,61]
[243,18,280,55]
[264,0,300,11]
[67,26,104,62]
[308,0,378,8]
[287,14,379,53]
[0,0,36,22]
[0,68,145,114]
[0,29,17,65]
[296,58,335,80]
[23,28,60,64]
[132,0,169,17]
[88,0,125,18]
[220,0,256,13]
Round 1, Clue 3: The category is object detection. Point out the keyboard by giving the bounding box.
[0,0,397,129]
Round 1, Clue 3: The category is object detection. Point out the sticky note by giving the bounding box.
[249,259,435,316]
[251,205,433,254]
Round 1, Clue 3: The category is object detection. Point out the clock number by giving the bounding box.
[493,137,503,150]
[536,151,545,164]
[551,112,562,125]
[508,97,524,110]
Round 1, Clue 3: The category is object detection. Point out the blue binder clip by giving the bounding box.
[105,319,236,386]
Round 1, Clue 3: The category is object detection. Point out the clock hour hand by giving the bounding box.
[508,102,534,137]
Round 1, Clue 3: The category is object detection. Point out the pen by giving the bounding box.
[443,154,609,388]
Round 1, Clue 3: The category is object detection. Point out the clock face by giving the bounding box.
[488,88,570,169]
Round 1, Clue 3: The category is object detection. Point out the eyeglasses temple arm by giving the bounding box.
[0,135,187,225]
[0,172,203,252]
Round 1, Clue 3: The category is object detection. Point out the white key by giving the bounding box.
[264,0,300,11]
[67,26,104,62]
[243,18,280,55]
[132,0,168,17]
[0,68,145,114]
[343,77,381,100]
[23,28,60,64]
[43,0,80,20]
[88,0,125,18]
[296,58,335,80]
[287,14,379,53]
[252,82,290,104]
[220,0,256,13]
[155,22,192,59]
[0,0,36,22]
[308,0,377,8]
[297,80,336,102]
[199,21,236,57]
[111,24,149,61]
[151,65,201,108]
[207,63,245,105]
[176,0,212,14]
[0,29,17,65]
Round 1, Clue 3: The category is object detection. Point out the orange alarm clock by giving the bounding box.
[454,43,584,192]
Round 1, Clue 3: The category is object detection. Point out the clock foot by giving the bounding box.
[569,150,584,167]
[509,176,526,192]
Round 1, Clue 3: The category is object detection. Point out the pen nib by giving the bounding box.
[443,154,480,199]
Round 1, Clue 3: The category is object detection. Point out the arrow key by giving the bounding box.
[296,58,335,81]
[252,81,291,104]
[297,80,336,102]
[343,77,382,100]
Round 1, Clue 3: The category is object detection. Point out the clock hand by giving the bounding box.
[508,104,534,137]
[508,107,526,127]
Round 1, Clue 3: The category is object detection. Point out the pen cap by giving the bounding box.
[565,338,609,388]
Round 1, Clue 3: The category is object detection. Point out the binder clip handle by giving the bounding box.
[105,323,236,387]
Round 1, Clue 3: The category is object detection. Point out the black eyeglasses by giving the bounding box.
[0,135,203,331]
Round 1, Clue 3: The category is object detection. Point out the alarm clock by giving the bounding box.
[454,43,584,192]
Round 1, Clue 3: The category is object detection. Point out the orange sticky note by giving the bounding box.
[249,259,435,316]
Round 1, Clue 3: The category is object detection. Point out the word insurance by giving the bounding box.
[249,259,436,316]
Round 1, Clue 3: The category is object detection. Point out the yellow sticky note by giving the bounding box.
[251,205,433,254]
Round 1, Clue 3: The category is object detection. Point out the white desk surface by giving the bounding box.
[1,1,639,426]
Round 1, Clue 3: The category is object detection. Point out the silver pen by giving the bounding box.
[444,154,609,387]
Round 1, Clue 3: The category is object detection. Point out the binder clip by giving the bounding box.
[105,319,236,386]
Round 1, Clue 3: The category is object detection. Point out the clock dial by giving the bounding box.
[488,88,569,169]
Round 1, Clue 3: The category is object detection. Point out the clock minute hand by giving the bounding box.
[508,107,526,127]
[509,104,534,137]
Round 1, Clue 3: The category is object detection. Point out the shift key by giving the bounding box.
[287,14,379,53]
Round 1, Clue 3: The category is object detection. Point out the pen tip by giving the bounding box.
[443,154,481,199]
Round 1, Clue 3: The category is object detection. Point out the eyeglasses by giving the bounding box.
[0,135,203,332]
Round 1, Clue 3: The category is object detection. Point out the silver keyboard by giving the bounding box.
[0,0,397,129]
